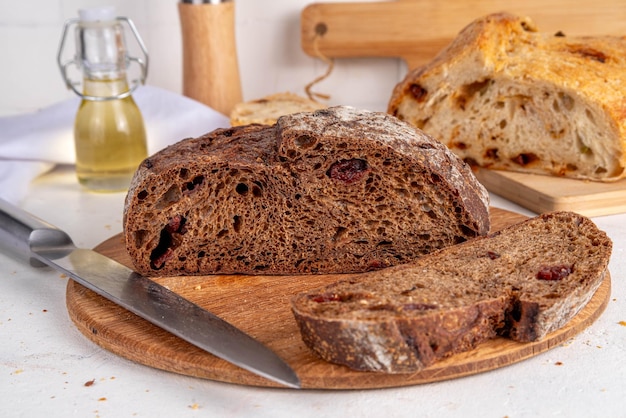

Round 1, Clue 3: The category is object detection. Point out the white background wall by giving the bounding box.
[0,0,404,117]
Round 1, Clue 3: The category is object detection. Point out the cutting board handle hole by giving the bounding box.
[315,22,328,36]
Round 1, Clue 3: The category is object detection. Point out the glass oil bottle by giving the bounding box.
[57,7,148,192]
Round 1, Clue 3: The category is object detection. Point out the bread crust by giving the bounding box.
[388,13,626,181]
[123,106,490,276]
[291,212,612,373]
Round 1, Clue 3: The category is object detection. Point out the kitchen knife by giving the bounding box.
[0,198,300,389]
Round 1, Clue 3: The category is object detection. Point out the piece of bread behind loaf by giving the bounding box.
[123,106,490,276]
[388,12,626,181]
[230,92,327,126]
[291,211,612,373]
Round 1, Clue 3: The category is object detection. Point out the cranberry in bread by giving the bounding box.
[388,13,626,181]
[123,106,490,276]
[291,212,612,373]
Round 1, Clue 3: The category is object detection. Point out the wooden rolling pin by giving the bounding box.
[179,0,243,116]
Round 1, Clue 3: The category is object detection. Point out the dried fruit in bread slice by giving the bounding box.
[123,106,490,276]
[291,212,612,372]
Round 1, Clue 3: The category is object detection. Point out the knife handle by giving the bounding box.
[0,198,74,267]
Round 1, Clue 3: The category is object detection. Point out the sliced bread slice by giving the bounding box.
[291,211,612,372]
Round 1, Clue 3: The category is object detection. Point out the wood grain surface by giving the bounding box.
[65,208,611,389]
[179,2,242,115]
[475,169,626,217]
[301,0,626,69]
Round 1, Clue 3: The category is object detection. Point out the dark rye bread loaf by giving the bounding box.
[388,13,626,181]
[123,106,490,276]
[291,212,612,373]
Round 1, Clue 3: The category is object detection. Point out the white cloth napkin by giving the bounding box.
[0,85,230,203]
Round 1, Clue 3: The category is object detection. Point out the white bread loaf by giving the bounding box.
[388,13,626,181]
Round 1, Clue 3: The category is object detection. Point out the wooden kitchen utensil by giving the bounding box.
[179,1,242,116]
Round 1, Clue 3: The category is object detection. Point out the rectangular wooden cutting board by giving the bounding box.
[301,0,626,69]
[301,0,626,216]
[474,169,626,217]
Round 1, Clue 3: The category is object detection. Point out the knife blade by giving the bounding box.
[0,198,300,389]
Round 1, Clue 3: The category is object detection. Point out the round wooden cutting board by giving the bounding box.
[65,208,611,389]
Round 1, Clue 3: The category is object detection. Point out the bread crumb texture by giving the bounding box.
[291,211,612,373]
[388,12,626,181]
[123,106,490,276]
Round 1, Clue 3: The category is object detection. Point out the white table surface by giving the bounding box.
[1,165,625,418]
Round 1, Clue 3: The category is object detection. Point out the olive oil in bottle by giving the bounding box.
[74,78,147,191]
[58,7,149,192]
